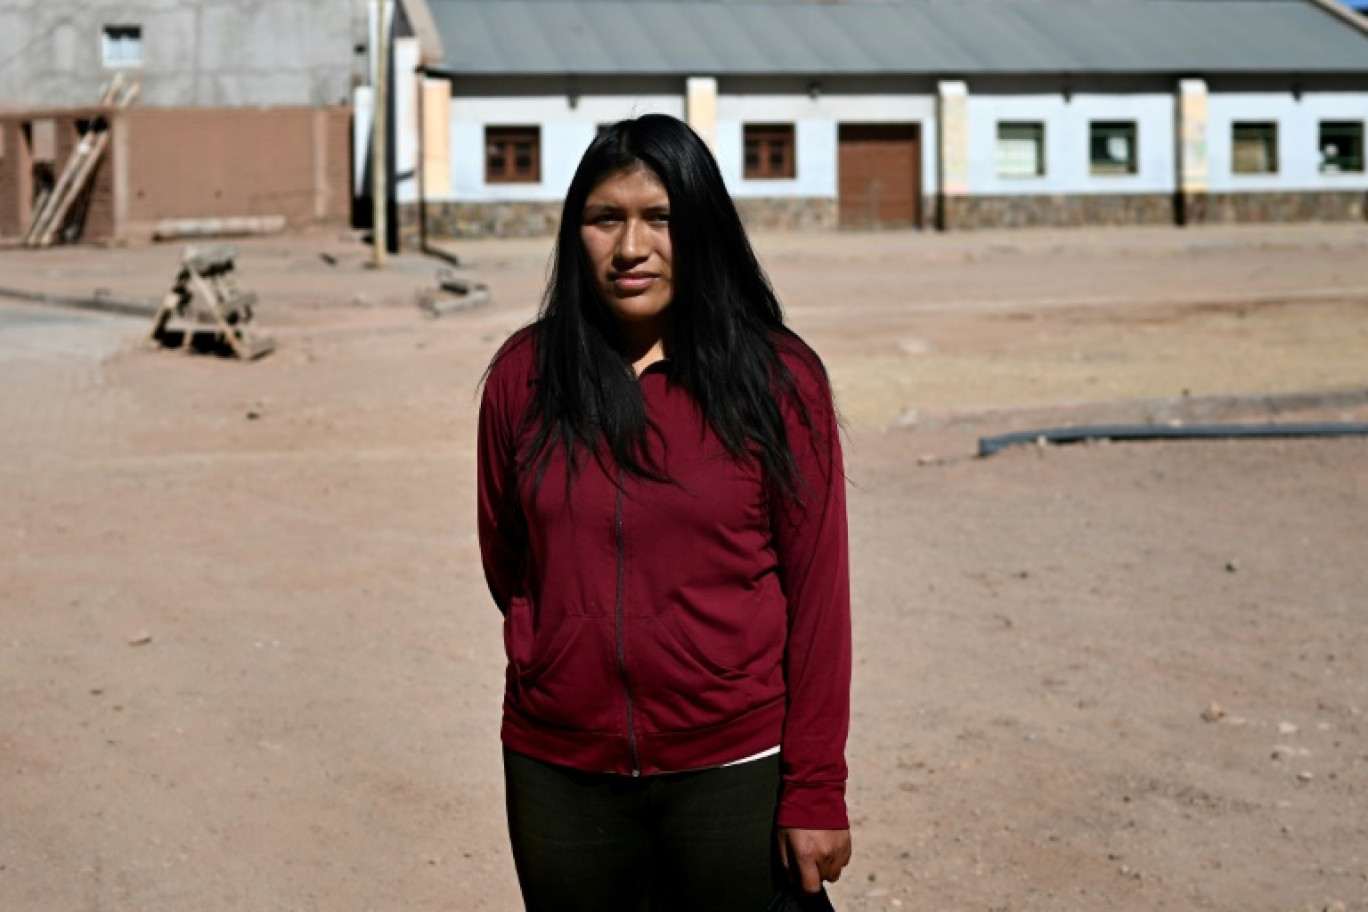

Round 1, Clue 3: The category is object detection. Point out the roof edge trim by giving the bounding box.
[1305,0,1368,39]
[400,0,445,65]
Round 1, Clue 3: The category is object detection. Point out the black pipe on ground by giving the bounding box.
[979,422,1368,458]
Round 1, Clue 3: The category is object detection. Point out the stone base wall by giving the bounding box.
[406,197,839,241]
[924,195,946,229]
[941,191,1367,231]
[403,190,1368,243]
[404,200,563,243]
[734,197,838,231]
[1180,191,1366,225]
[941,193,1176,230]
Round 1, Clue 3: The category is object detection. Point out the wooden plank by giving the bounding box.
[185,261,255,360]
[149,247,273,361]
[34,83,140,247]
[151,217,287,242]
[23,77,122,245]
[218,291,257,323]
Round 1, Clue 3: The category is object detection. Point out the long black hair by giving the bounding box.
[512,113,811,495]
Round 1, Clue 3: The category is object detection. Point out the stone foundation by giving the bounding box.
[405,197,839,241]
[940,191,1367,230]
[922,196,939,231]
[403,201,563,242]
[941,193,1176,230]
[1180,191,1366,225]
[734,197,838,231]
[403,189,1367,242]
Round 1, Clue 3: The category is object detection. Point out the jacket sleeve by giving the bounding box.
[770,352,852,831]
[477,356,526,615]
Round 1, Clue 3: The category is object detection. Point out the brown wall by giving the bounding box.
[124,107,351,229]
[74,116,118,243]
[0,112,118,243]
[0,120,33,237]
[2,105,350,242]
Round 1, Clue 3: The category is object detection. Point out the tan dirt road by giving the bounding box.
[1,224,1366,911]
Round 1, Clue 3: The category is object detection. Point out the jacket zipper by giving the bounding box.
[614,472,642,777]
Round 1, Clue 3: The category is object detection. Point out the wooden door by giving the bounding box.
[838,123,921,229]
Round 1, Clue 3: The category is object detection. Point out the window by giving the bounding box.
[1232,122,1278,174]
[1320,121,1364,174]
[996,122,1045,178]
[1090,121,1138,176]
[743,124,795,180]
[485,126,540,183]
[28,121,57,208]
[30,119,56,164]
[101,25,143,69]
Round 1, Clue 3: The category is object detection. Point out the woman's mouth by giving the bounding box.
[611,273,657,293]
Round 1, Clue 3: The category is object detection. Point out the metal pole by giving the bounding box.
[416,66,427,252]
[371,0,389,268]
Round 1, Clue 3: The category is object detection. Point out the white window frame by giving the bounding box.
[1089,121,1138,176]
[996,122,1046,179]
[101,25,143,69]
[1319,120,1365,174]
[1232,121,1278,176]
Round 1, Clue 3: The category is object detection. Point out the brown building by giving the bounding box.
[0,0,441,244]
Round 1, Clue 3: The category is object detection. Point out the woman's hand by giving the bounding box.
[777,827,853,894]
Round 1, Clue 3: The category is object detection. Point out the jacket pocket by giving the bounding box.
[659,612,749,682]
[504,599,576,683]
[502,596,543,679]
[506,616,622,735]
[631,613,779,734]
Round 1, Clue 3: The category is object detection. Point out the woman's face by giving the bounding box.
[580,166,674,333]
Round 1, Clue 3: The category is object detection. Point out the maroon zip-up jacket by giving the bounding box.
[477,326,851,830]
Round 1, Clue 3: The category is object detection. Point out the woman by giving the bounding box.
[477,114,851,911]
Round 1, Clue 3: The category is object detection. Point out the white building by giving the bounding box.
[380,0,1368,237]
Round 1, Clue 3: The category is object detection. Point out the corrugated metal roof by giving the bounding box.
[425,0,1368,76]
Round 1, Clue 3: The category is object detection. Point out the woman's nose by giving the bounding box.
[616,218,648,261]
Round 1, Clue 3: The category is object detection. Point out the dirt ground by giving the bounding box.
[1,223,1366,912]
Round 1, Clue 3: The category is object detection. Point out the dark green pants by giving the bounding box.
[503,748,784,912]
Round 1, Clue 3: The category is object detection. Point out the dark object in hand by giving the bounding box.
[766,885,835,912]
